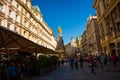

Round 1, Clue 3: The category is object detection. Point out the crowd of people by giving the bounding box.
[58,53,119,75]
[0,54,36,80]
[0,52,119,80]
[87,53,118,74]
[0,59,30,80]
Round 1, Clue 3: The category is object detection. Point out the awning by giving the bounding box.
[0,26,59,54]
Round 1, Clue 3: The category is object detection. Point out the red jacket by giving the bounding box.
[111,55,117,61]
[88,56,94,64]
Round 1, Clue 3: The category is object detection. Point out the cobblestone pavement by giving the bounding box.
[32,62,120,80]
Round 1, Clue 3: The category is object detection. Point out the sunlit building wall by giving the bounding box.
[70,37,77,54]
[76,35,82,54]
[65,43,73,57]
[81,30,88,54]
[93,0,120,55]
[0,0,57,51]
[81,16,101,56]
[86,16,101,55]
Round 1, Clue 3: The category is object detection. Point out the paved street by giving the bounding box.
[32,62,120,80]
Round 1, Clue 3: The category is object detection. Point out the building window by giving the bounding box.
[0,3,3,11]
[32,35,34,39]
[7,23,10,29]
[29,34,31,38]
[14,26,17,31]
[23,31,26,36]
[16,4,19,8]
[25,11,27,16]
[16,14,19,22]
[29,26,32,30]
[14,26,18,33]
[24,20,27,25]
[15,14,18,21]
[110,27,113,32]
[117,22,120,32]
[8,9,12,17]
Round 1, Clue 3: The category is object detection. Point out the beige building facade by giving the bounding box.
[0,0,57,51]
[65,37,77,57]
[65,43,72,57]
[76,35,82,54]
[70,37,77,54]
[81,30,87,55]
[93,0,120,56]
[82,16,101,56]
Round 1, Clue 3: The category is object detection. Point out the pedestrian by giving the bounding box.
[88,54,96,74]
[69,57,74,70]
[61,59,64,66]
[57,59,61,66]
[8,62,18,80]
[21,64,29,80]
[94,56,99,67]
[79,55,84,68]
[74,57,78,69]
[100,53,108,71]
[111,53,117,66]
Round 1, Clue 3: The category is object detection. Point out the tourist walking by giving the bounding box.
[69,57,74,70]
[111,53,117,66]
[21,64,29,80]
[61,59,64,66]
[88,54,96,74]
[79,55,84,68]
[57,59,61,66]
[8,62,18,80]
[100,53,108,71]
[74,57,78,69]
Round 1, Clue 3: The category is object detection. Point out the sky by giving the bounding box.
[32,0,96,45]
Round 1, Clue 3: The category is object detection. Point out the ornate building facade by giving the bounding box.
[76,35,82,54]
[70,37,77,54]
[65,43,72,57]
[65,37,76,57]
[93,0,120,55]
[81,16,101,56]
[0,0,57,51]
[81,30,87,55]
